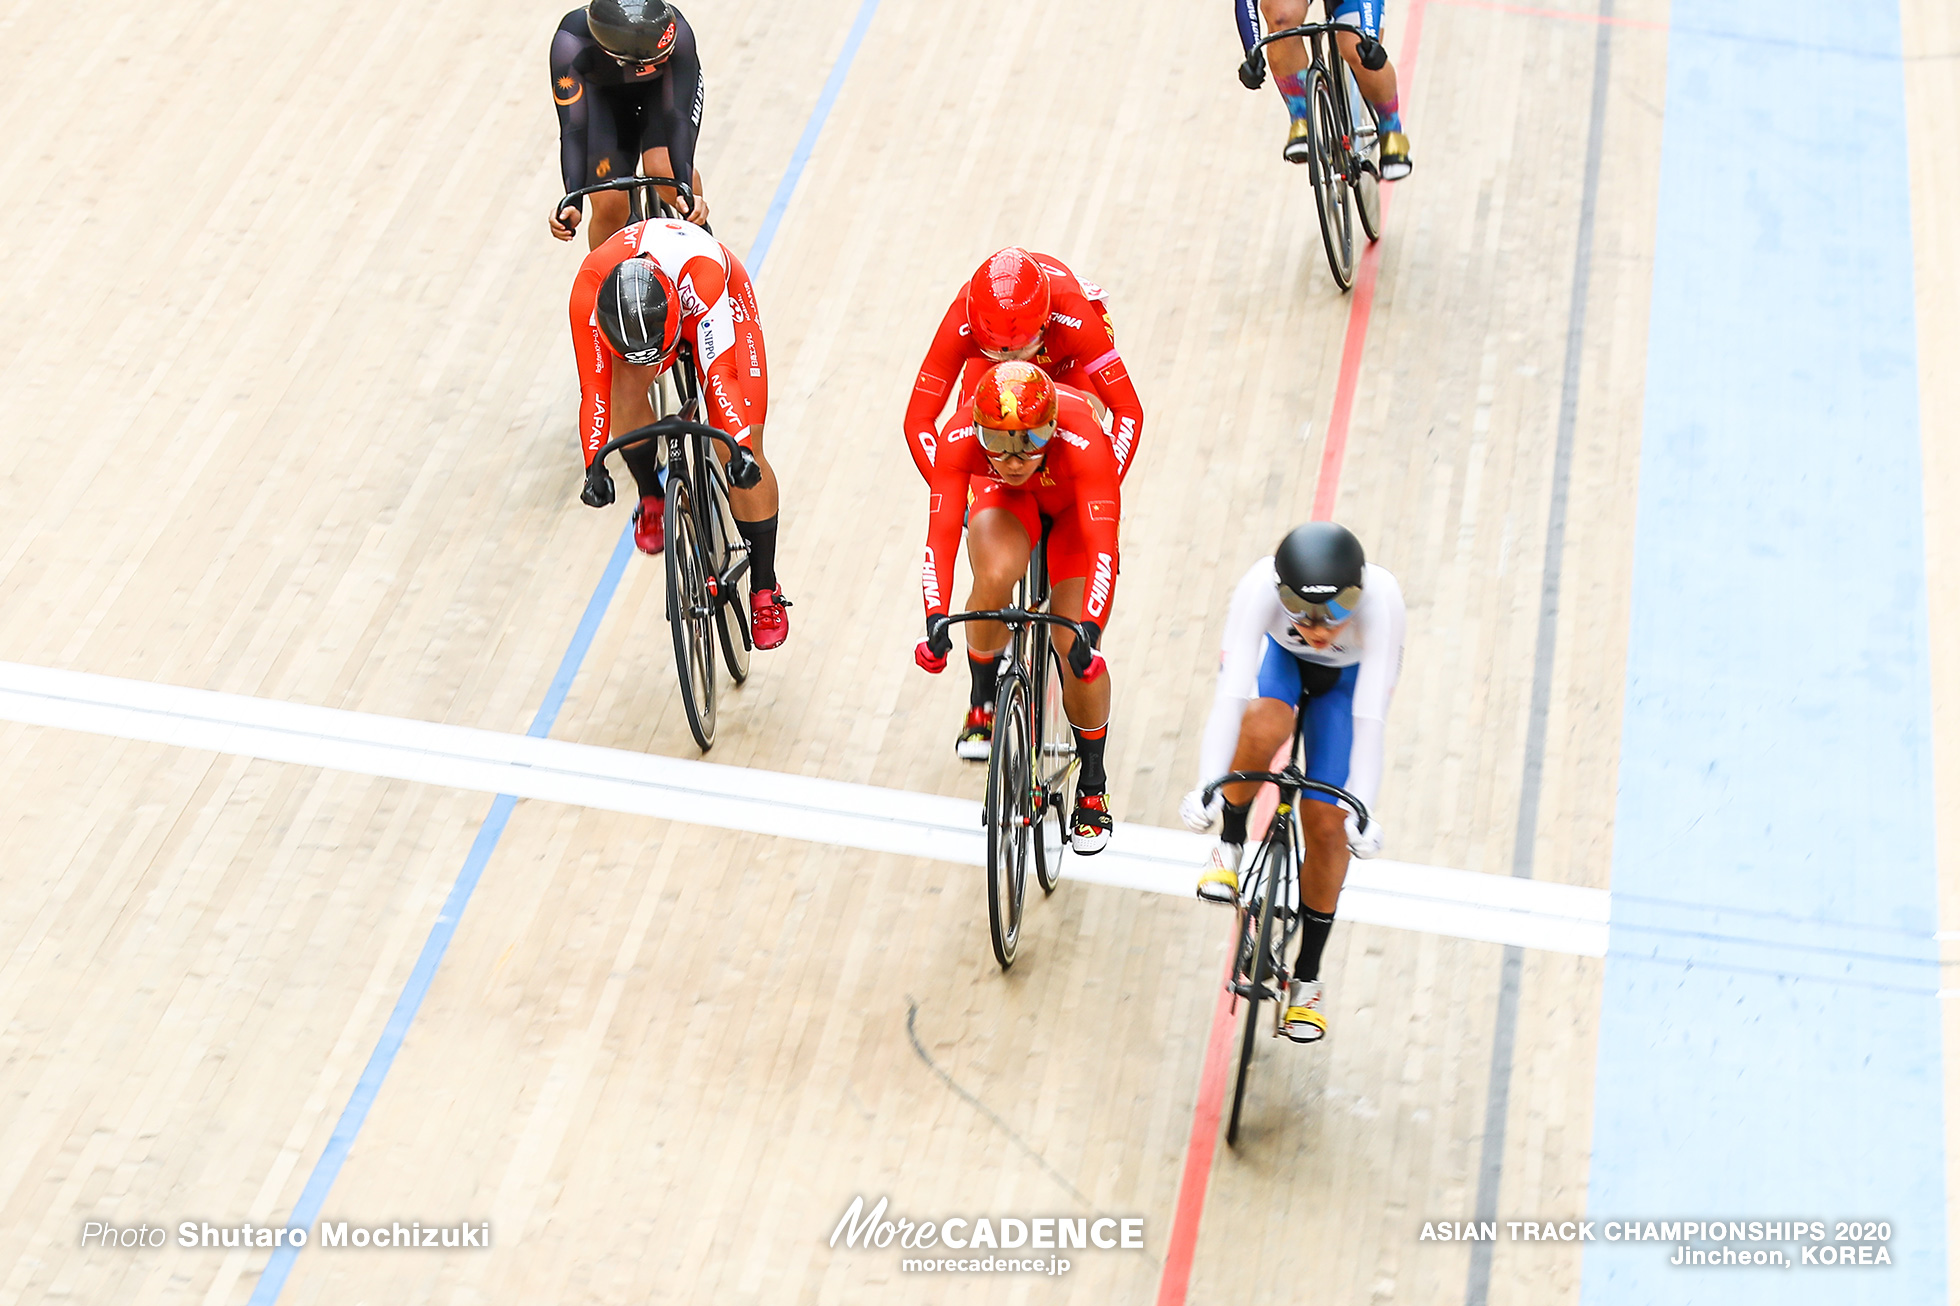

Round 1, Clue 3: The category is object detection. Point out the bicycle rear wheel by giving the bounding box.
[985,674,1034,969]
[1306,66,1356,291]
[1227,830,1286,1147]
[1342,63,1384,243]
[704,455,752,684]
[1030,636,1074,895]
[665,473,718,751]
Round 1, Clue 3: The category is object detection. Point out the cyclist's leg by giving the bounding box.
[1259,0,1316,160]
[1329,0,1410,175]
[964,485,1037,658]
[583,88,645,248]
[1295,662,1360,913]
[1044,558,1115,851]
[610,358,670,553]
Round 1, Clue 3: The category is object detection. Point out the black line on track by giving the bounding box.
[904,999,1093,1209]
[1464,4,1615,1303]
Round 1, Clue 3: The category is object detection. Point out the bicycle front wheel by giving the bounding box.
[665,474,718,751]
[1228,830,1286,1147]
[1307,66,1356,290]
[985,674,1034,969]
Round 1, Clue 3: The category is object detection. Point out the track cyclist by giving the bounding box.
[548,0,711,246]
[1234,0,1413,179]
[568,217,792,648]
[904,248,1145,483]
[914,362,1120,854]
[1182,522,1404,1041]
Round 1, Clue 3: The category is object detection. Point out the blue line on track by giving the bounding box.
[1581,0,1947,1301]
[247,0,883,1294]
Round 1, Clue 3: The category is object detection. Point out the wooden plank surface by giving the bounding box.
[0,0,1766,1299]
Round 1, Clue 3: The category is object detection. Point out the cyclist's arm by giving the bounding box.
[1233,0,1262,53]
[550,29,593,200]
[680,255,759,444]
[568,259,614,466]
[1197,559,1281,785]
[1345,569,1406,810]
[651,19,705,199]
[1069,446,1122,630]
[920,463,970,617]
[903,296,970,479]
[1080,349,1143,480]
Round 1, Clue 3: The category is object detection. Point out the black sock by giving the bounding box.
[1220,800,1250,848]
[1295,907,1337,981]
[967,650,1001,708]
[1073,723,1108,792]
[622,441,665,501]
[737,514,779,592]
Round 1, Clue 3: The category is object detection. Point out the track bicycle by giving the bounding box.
[559,176,756,752]
[1200,720,1369,1145]
[936,544,1092,969]
[583,416,759,751]
[1238,18,1387,290]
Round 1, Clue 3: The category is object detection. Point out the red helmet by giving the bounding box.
[966,248,1051,356]
[971,361,1058,455]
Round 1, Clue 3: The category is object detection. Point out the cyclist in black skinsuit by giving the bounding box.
[548,0,709,247]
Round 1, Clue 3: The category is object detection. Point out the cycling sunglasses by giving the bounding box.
[1277,582,1361,627]
[976,420,1056,457]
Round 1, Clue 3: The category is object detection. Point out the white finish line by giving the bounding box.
[0,661,1609,957]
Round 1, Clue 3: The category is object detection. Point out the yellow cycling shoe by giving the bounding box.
[1379,130,1412,180]
[1284,117,1314,164]
[1195,843,1243,904]
[1281,979,1328,1043]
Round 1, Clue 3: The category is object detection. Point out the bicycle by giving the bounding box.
[1200,721,1369,1145]
[935,545,1091,969]
[1238,17,1387,290]
[559,175,758,751]
[583,415,759,751]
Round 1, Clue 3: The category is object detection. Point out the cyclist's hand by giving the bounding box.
[916,614,953,673]
[581,463,615,508]
[1066,621,1106,682]
[550,205,582,241]
[1180,786,1222,833]
[681,192,711,226]
[1345,812,1383,859]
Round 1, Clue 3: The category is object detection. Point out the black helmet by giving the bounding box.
[587,0,678,64]
[597,255,681,366]
[1274,522,1365,626]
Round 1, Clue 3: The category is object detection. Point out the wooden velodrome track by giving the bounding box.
[2,0,1955,1302]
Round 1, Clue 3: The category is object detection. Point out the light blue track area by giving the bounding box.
[1583,0,1947,1302]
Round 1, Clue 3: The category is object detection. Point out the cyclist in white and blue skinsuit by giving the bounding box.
[1233,0,1412,179]
[1181,522,1405,1043]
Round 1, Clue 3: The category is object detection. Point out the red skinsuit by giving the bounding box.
[568,219,768,465]
[921,388,1123,629]
[904,253,1143,482]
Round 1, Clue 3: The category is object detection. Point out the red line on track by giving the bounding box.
[1154,4,1429,1301]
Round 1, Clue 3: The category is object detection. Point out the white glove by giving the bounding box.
[1345,812,1383,859]
[1180,786,1223,833]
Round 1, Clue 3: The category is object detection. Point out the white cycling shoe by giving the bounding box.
[1195,842,1243,905]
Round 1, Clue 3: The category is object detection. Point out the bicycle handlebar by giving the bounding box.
[933,608,1096,677]
[1200,769,1370,832]
[581,417,760,508]
[1237,23,1386,88]
[556,175,696,218]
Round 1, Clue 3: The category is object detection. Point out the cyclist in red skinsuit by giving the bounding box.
[913,362,1121,853]
[903,248,1145,483]
[569,216,791,647]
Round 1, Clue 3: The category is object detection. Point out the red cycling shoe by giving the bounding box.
[750,587,791,649]
[632,496,665,555]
